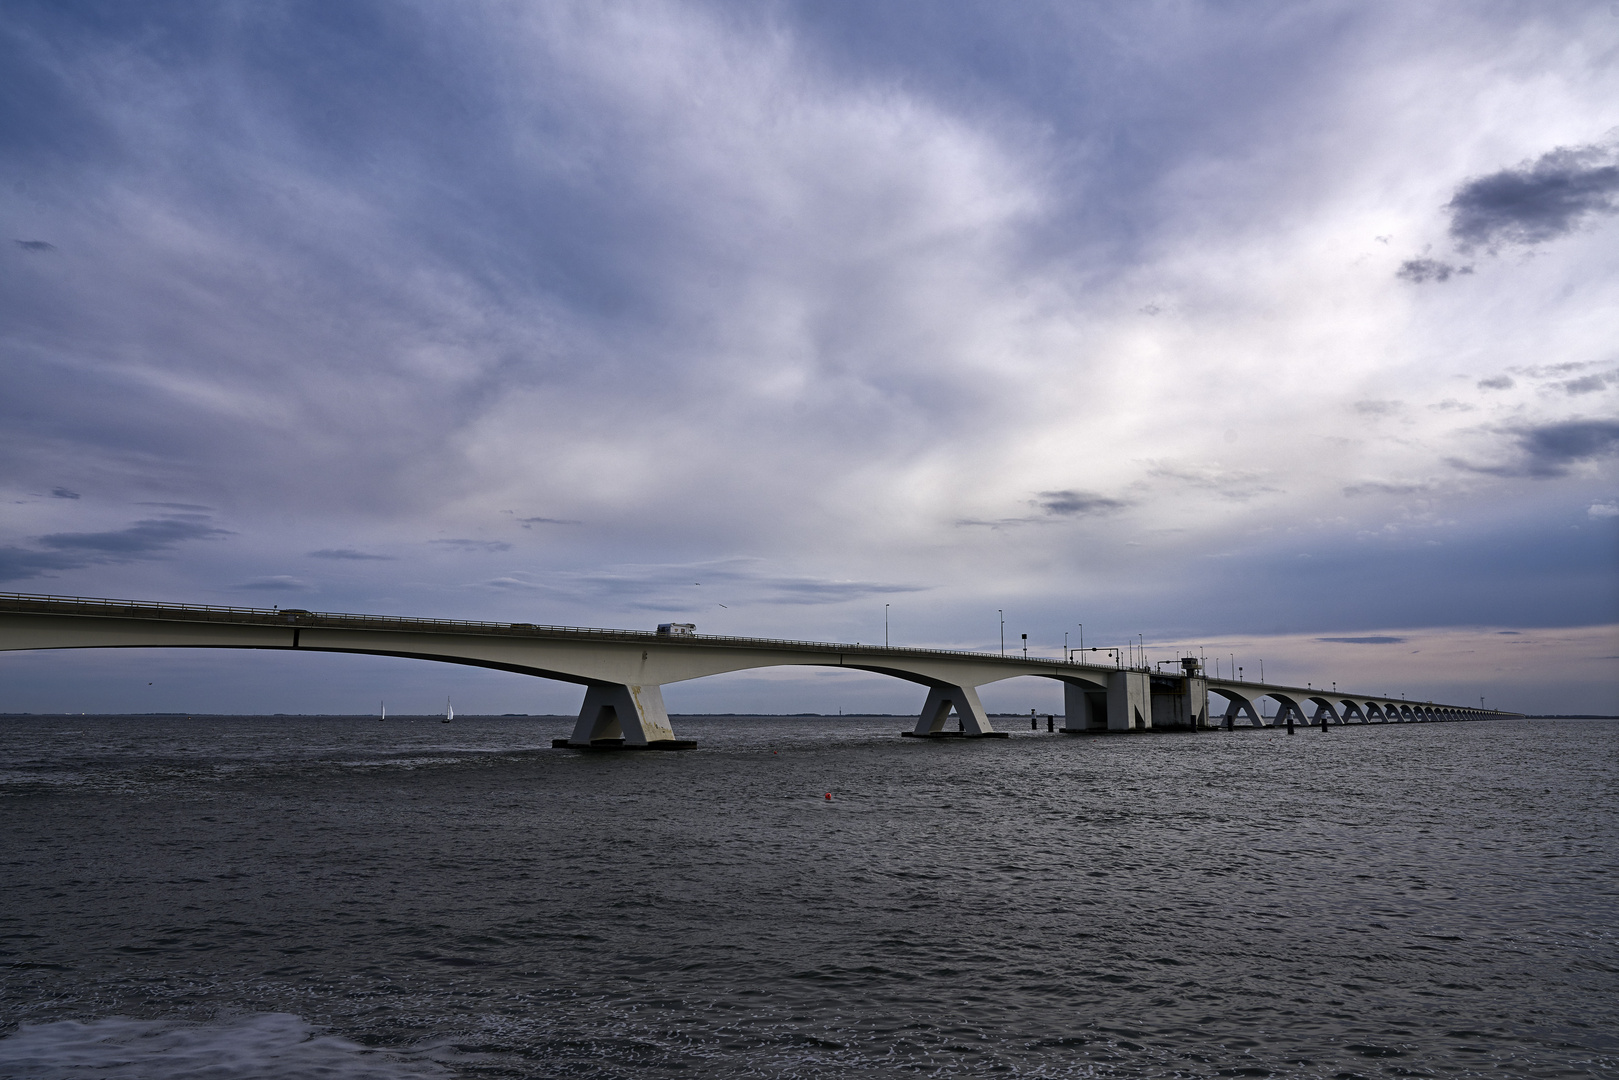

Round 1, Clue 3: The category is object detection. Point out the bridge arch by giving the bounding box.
[0,594,1500,746]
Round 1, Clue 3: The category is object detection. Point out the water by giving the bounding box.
[0,714,1614,1079]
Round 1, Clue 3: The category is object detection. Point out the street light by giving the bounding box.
[1021,633,1027,659]
[885,604,889,648]
[999,610,1004,655]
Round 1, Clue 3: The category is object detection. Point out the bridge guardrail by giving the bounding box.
[0,592,1509,713]
[0,591,1120,670]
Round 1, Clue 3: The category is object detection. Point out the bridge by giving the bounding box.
[0,593,1514,746]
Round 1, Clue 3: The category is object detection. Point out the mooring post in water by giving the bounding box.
[1286,708,1295,734]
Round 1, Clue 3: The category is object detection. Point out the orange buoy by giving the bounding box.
[824,792,831,800]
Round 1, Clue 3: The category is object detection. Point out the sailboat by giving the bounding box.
[442,696,453,724]
[379,700,386,722]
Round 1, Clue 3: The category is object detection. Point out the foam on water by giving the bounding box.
[0,1013,452,1079]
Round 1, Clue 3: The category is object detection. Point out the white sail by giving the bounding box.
[379,700,385,721]
[444,696,453,722]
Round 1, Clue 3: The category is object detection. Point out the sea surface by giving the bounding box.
[0,714,1614,1079]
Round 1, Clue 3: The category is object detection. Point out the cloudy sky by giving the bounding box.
[2,1,1616,716]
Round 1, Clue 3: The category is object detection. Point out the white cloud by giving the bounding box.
[0,1,1616,711]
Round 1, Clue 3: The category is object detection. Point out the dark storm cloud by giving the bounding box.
[1446,141,1619,250]
[1396,258,1471,284]
[1036,490,1128,516]
[234,576,312,591]
[1561,373,1612,395]
[1316,636,1406,645]
[1450,419,1619,478]
[308,548,396,561]
[761,577,930,606]
[1517,420,1619,476]
[0,548,100,583]
[36,515,231,554]
[0,513,231,582]
[430,539,513,553]
[1342,481,1431,497]
[1353,400,1403,415]
[486,560,926,610]
[14,240,54,251]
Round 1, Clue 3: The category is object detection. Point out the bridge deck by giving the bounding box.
[0,591,1510,717]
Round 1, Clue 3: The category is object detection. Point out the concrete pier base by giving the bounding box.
[908,683,999,737]
[551,737,697,751]
[556,681,689,749]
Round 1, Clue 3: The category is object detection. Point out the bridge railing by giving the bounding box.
[0,591,1127,670]
[0,592,1505,712]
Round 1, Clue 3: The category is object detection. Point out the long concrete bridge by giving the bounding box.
[0,593,1514,746]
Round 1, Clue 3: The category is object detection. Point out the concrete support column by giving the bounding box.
[908,683,1001,738]
[1060,680,1106,732]
[564,682,682,747]
[1220,694,1261,728]
[1107,670,1152,731]
[1185,676,1209,729]
[1279,700,1309,729]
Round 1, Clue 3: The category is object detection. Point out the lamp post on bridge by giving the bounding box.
[1021,633,1027,659]
[999,610,1004,656]
[885,604,889,648]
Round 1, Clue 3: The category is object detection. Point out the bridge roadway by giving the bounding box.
[0,593,1512,747]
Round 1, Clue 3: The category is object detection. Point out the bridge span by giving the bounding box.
[0,593,1513,747]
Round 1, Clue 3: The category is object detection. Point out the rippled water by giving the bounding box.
[1,714,1614,1079]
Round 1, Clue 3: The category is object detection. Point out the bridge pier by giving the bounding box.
[553,682,695,750]
[1059,679,1107,732]
[1106,670,1151,730]
[902,683,1008,739]
[1219,693,1263,729]
[1056,671,1154,733]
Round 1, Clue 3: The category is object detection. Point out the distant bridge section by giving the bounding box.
[0,593,1515,748]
